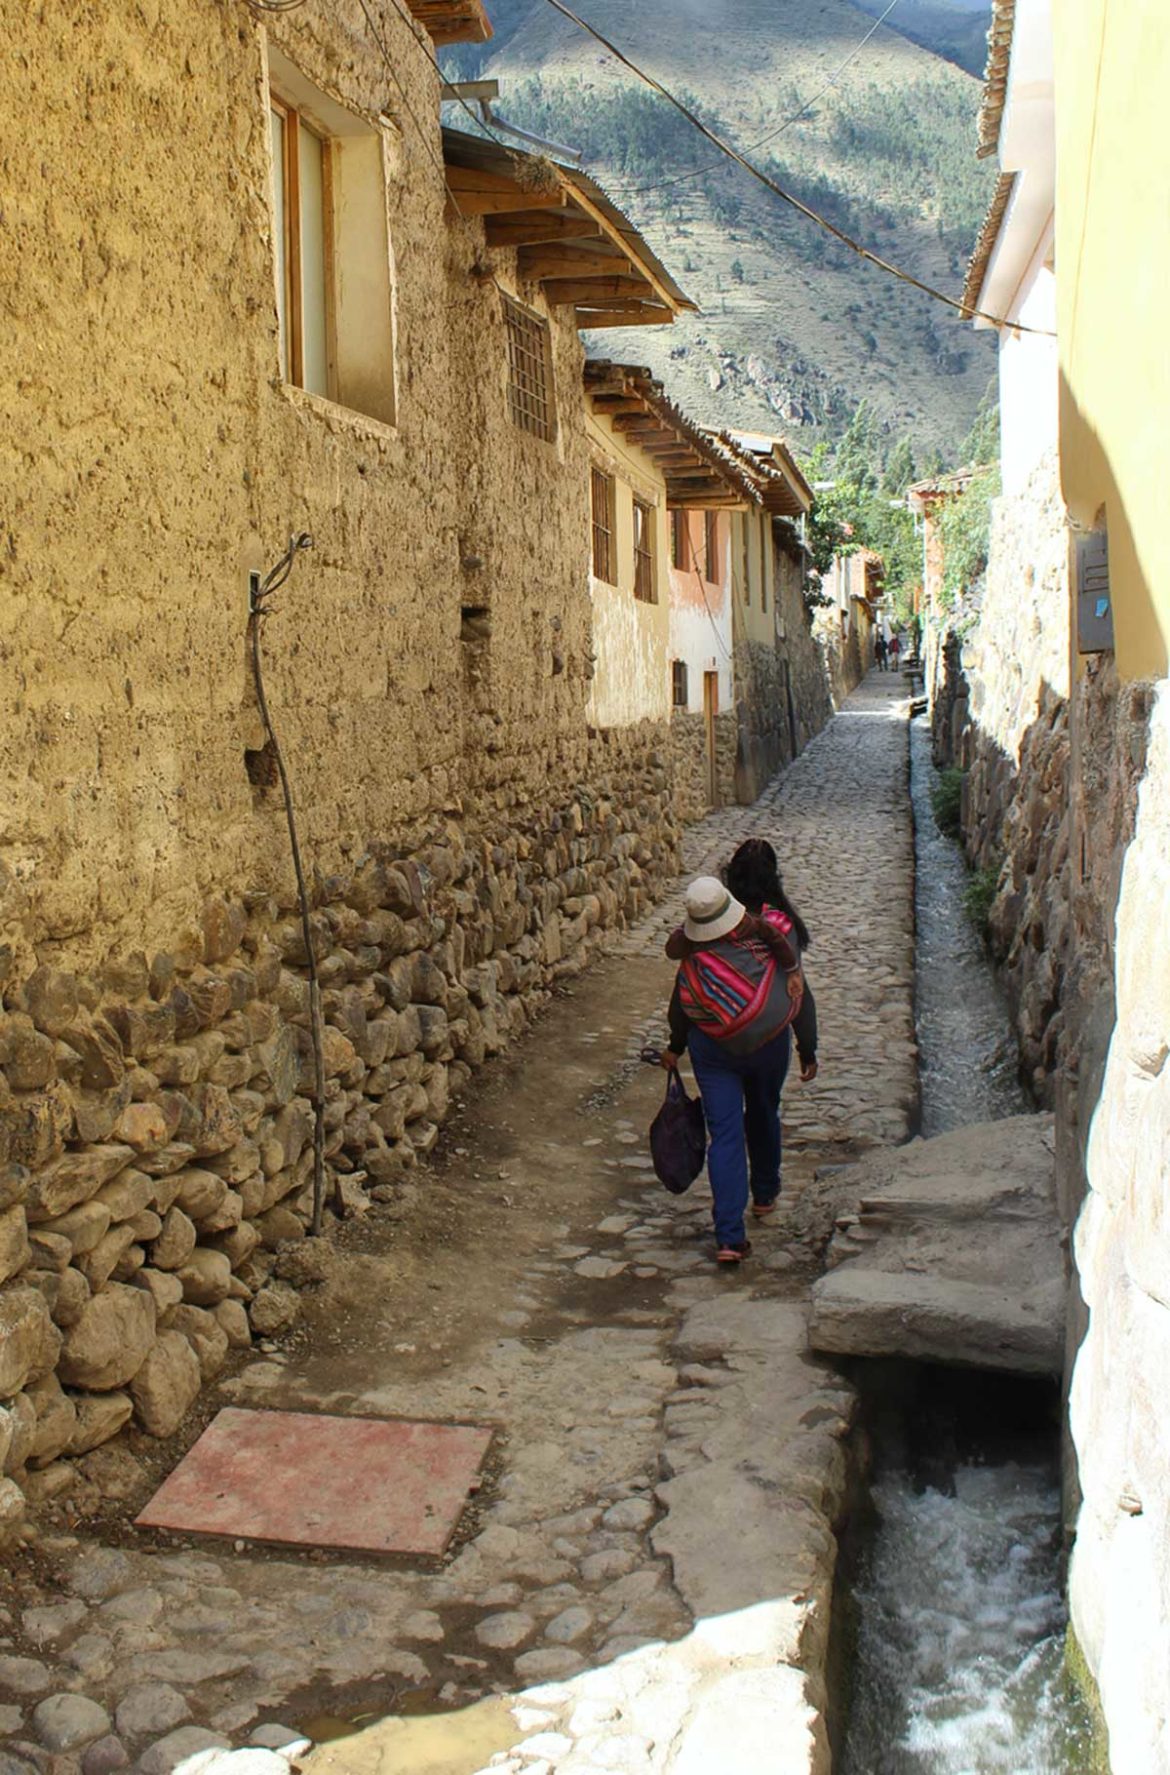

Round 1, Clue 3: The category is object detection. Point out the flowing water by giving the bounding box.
[837,715,1095,1774]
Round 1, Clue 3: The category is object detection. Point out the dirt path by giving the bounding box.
[0,675,916,1775]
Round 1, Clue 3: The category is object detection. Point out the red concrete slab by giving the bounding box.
[135,1407,493,1556]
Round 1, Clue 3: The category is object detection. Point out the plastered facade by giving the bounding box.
[584,406,671,731]
[0,0,600,974]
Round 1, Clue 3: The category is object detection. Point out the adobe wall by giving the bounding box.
[0,0,604,974]
[0,0,687,1533]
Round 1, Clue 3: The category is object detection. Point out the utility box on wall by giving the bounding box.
[1076,530,1114,653]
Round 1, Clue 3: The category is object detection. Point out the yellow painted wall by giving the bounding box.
[1054,0,1170,678]
[585,406,672,727]
[730,509,776,647]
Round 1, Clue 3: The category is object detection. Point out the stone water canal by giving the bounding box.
[836,717,1095,1774]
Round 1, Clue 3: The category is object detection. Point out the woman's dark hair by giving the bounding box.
[725,838,811,949]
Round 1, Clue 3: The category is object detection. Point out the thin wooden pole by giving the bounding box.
[249,534,328,1236]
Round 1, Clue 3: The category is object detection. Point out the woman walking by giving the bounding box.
[725,837,818,1085]
[663,876,803,1265]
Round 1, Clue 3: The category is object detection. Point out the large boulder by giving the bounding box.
[24,1146,133,1221]
[58,1285,156,1390]
[809,1114,1064,1375]
[130,1332,201,1437]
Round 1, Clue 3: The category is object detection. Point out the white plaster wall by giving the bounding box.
[1000,264,1059,498]
[669,526,734,715]
[668,601,733,713]
[1069,678,1170,1775]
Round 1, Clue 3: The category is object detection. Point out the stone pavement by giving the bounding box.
[0,675,917,1775]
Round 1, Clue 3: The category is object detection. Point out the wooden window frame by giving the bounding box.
[671,659,688,707]
[270,93,336,397]
[704,511,719,581]
[503,293,556,443]
[591,467,615,584]
[633,498,656,603]
[670,508,687,570]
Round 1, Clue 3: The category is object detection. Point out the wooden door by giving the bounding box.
[703,671,719,808]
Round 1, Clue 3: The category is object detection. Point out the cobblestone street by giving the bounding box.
[0,675,917,1775]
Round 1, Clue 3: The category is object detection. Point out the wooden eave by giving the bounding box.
[442,129,694,331]
[585,362,762,510]
[406,0,491,45]
[712,430,812,519]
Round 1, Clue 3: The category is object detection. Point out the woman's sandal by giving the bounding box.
[752,1200,778,1220]
[716,1241,752,1265]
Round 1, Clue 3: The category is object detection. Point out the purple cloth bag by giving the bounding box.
[649,1070,707,1196]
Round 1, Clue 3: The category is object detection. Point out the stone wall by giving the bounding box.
[668,710,737,826]
[930,452,1170,1767]
[778,552,836,753]
[733,640,792,804]
[0,726,681,1535]
[937,452,1075,1098]
[1067,674,1168,1775]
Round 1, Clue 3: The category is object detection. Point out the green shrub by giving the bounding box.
[963,861,1001,937]
[931,767,964,837]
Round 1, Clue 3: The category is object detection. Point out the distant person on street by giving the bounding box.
[661,876,803,1265]
[888,633,901,671]
[875,634,888,671]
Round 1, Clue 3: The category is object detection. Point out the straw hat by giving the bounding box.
[683,876,746,943]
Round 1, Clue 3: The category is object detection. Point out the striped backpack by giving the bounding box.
[677,925,798,1056]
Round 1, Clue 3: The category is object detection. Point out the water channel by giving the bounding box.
[835,714,1095,1774]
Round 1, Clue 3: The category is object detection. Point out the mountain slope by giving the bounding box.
[446,0,997,459]
[853,0,992,78]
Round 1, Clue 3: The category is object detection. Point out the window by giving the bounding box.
[503,295,556,442]
[672,660,689,707]
[591,468,615,584]
[704,512,719,580]
[633,498,656,602]
[670,509,687,569]
[268,53,396,426]
[270,98,331,397]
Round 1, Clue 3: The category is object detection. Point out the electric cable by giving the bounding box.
[534,0,1054,336]
[613,0,902,197]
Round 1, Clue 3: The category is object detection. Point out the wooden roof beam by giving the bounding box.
[574,305,675,327]
[519,243,631,279]
[484,214,603,248]
[543,276,655,306]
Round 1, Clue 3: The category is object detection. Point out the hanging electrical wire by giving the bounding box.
[614,0,903,198]
[534,0,1052,337]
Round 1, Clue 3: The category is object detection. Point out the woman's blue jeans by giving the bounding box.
[688,1026,791,1248]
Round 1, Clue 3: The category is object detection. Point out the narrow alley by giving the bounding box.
[1,677,915,1774]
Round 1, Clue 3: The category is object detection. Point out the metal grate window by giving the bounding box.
[503,294,555,442]
[591,468,615,583]
[633,498,656,602]
[672,660,688,706]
